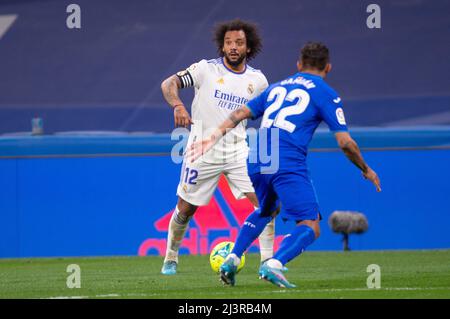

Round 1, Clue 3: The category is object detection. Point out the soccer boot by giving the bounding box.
[219,257,238,286]
[261,259,288,273]
[259,262,296,288]
[161,260,177,275]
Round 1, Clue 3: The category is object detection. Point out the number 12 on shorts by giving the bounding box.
[184,167,198,185]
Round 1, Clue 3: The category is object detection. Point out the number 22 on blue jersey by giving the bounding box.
[261,87,310,133]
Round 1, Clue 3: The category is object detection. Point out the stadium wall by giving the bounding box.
[1,0,450,133]
[1,128,450,258]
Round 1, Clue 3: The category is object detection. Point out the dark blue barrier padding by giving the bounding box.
[1,128,450,258]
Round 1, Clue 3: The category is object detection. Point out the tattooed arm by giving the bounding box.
[214,106,252,139]
[161,75,192,128]
[335,132,381,192]
[189,105,252,161]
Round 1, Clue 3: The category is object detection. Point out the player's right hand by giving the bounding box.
[174,104,193,128]
[363,167,382,192]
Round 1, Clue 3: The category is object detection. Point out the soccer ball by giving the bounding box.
[209,241,245,273]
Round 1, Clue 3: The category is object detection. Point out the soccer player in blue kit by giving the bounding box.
[190,42,382,288]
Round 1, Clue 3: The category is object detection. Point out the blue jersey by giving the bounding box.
[247,72,348,173]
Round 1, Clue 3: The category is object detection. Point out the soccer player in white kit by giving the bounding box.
[160,19,276,275]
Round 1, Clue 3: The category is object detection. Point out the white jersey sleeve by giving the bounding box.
[176,59,208,89]
[256,74,269,95]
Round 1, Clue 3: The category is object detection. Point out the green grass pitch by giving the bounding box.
[0,250,449,299]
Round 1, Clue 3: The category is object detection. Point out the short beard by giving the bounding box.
[224,54,246,68]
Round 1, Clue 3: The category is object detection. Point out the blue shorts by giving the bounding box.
[250,170,321,222]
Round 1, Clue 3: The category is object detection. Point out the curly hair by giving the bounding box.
[213,19,262,61]
[300,42,330,71]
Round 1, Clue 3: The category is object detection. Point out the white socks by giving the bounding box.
[164,206,191,263]
[164,207,276,264]
[258,218,275,261]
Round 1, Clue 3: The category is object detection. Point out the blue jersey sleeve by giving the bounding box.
[246,88,268,120]
[316,89,348,132]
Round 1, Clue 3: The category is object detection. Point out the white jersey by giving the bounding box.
[178,57,268,164]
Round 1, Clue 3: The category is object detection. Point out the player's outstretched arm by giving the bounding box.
[335,132,382,192]
[189,105,252,162]
[161,75,192,128]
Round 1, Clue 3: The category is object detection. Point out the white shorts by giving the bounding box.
[176,158,255,206]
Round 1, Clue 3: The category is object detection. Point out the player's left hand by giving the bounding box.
[363,167,381,192]
[188,138,215,162]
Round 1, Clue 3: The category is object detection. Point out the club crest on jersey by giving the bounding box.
[182,184,188,192]
[247,83,254,94]
[216,77,224,85]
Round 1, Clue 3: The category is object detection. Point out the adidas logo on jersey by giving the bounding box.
[216,78,224,84]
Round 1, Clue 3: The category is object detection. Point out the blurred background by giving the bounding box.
[1,0,450,133]
[1,0,449,258]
